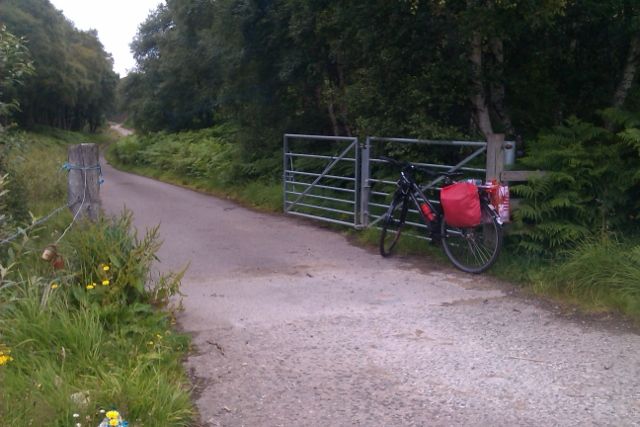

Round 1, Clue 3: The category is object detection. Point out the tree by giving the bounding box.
[122,0,640,143]
[0,0,117,131]
[0,25,34,128]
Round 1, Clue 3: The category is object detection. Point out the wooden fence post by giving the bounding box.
[68,143,101,221]
[485,133,505,182]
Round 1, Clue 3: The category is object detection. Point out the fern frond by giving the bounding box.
[600,108,640,129]
[619,128,640,153]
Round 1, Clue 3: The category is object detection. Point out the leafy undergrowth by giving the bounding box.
[0,128,194,426]
[0,213,194,426]
[106,126,282,212]
[532,237,640,319]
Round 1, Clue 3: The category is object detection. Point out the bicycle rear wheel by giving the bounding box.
[440,203,502,273]
[379,195,408,257]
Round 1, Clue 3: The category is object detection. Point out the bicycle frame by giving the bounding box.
[379,155,504,273]
[391,169,442,232]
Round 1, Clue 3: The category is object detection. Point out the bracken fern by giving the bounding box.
[512,115,640,255]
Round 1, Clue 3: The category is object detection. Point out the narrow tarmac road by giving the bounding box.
[101,155,640,426]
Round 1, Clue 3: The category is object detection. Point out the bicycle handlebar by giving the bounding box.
[378,155,404,168]
[378,155,464,179]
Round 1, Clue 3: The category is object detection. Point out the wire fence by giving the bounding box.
[0,161,100,246]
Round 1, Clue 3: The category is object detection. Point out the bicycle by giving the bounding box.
[378,155,503,273]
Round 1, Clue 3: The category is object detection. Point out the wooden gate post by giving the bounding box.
[68,143,101,221]
[485,133,505,182]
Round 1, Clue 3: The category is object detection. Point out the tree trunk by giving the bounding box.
[317,86,340,136]
[489,37,514,137]
[327,101,340,136]
[469,31,494,139]
[335,61,353,137]
[612,35,640,109]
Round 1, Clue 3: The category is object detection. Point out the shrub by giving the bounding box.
[0,212,193,426]
[110,124,278,185]
[0,127,194,425]
[511,116,640,255]
[0,280,193,426]
[536,237,640,317]
[60,211,184,307]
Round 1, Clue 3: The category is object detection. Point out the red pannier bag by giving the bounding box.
[440,182,481,227]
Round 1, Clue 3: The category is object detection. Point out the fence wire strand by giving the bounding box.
[0,161,99,246]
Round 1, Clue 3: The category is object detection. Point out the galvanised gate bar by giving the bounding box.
[283,134,360,227]
[283,133,514,236]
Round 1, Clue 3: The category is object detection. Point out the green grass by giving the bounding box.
[106,136,282,212]
[0,277,193,426]
[0,214,195,426]
[532,237,640,318]
[0,128,195,426]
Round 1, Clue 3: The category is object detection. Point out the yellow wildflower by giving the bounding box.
[0,349,13,366]
[102,279,110,286]
[86,283,95,290]
[102,264,110,272]
[109,420,119,426]
[147,341,154,346]
[51,283,59,289]
[106,410,119,419]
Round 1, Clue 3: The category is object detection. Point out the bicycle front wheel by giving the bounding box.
[379,195,408,257]
[441,203,502,273]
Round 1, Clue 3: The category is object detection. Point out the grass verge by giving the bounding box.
[532,237,640,319]
[0,127,195,426]
[105,126,282,212]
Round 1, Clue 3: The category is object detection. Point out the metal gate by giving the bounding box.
[283,134,360,227]
[361,137,487,234]
[283,133,508,231]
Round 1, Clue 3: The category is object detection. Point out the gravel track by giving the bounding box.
[101,139,640,427]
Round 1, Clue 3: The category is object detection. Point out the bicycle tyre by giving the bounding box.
[379,195,408,257]
[440,203,503,273]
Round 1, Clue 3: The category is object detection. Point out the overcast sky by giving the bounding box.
[49,0,163,76]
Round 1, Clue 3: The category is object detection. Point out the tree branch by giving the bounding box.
[469,31,494,139]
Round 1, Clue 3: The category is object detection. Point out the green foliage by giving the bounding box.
[121,0,640,146]
[0,174,13,240]
[0,270,193,426]
[0,25,34,125]
[512,116,640,255]
[536,237,640,317]
[0,211,193,425]
[1,132,66,209]
[238,181,283,211]
[0,0,117,132]
[61,212,184,307]
[109,126,284,211]
[111,125,257,184]
[0,128,194,426]
[0,127,118,226]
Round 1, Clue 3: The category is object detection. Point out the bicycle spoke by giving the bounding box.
[380,195,408,257]
[466,238,484,266]
[471,235,491,261]
[469,237,489,265]
[441,204,503,273]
